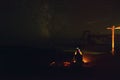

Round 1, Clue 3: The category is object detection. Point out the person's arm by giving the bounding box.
[77,49,82,55]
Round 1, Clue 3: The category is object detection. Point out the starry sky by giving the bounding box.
[0,0,120,46]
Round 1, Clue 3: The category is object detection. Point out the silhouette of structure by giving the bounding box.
[107,25,120,55]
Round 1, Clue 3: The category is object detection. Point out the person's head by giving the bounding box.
[76,47,80,50]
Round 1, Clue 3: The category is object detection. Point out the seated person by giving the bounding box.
[72,47,83,65]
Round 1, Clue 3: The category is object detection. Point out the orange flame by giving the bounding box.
[82,57,90,63]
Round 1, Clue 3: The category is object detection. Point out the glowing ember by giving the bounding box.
[63,61,71,67]
[50,61,55,66]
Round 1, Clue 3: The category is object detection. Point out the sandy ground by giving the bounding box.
[1,48,120,80]
[32,53,120,80]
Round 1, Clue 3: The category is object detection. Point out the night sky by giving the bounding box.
[1,0,120,46]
